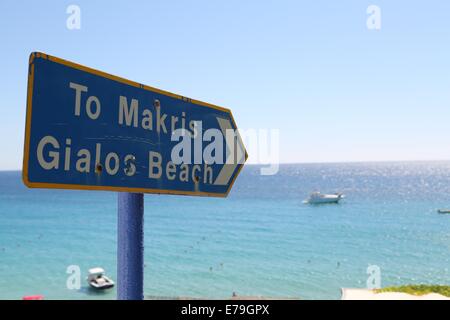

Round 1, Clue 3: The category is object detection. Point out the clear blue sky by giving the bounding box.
[1,1,450,169]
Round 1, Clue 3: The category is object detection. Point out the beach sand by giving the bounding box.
[341,288,450,300]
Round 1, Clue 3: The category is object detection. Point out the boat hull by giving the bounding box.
[89,281,114,290]
[308,198,341,204]
[306,193,344,204]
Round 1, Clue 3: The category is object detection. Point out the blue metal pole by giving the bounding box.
[117,192,144,300]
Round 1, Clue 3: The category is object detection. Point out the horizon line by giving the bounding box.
[3,159,450,172]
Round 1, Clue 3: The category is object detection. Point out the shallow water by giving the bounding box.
[0,162,449,299]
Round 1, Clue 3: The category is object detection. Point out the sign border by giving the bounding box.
[22,52,247,197]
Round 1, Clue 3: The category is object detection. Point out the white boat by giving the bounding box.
[305,192,344,204]
[87,268,115,290]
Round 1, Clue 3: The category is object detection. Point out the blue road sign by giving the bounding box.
[23,52,247,197]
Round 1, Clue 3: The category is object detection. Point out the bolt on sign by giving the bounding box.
[23,52,247,197]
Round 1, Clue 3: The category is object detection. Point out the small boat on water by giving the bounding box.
[304,192,344,204]
[438,209,450,214]
[87,268,115,290]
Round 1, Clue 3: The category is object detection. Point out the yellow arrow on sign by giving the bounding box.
[214,117,246,186]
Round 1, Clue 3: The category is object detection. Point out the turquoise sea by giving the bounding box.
[0,162,449,300]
